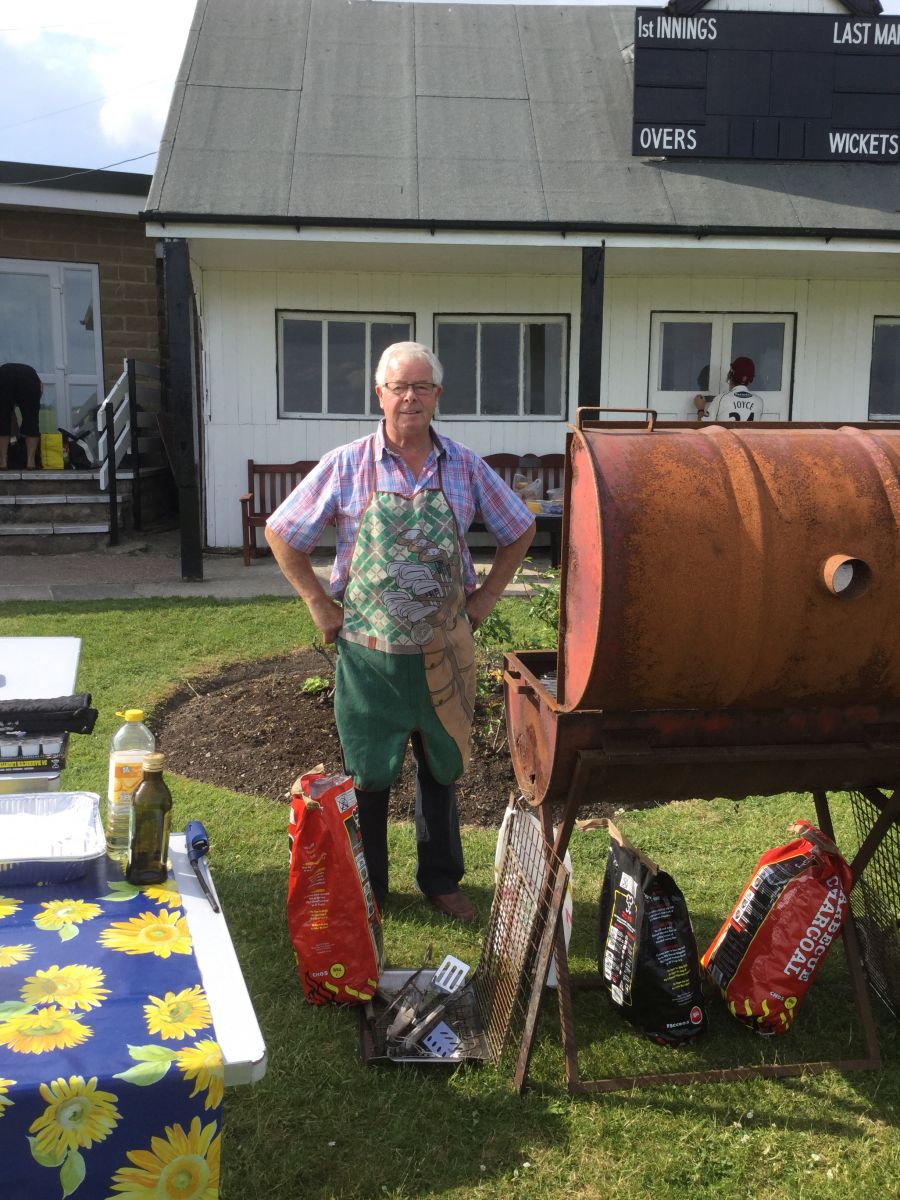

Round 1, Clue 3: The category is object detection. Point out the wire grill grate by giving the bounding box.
[473,798,568,1066]
[848,789,900,1018]
[361,797,568,1072]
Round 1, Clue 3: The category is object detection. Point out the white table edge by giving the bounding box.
[170,833,268,1086]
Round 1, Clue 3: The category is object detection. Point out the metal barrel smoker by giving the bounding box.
[503,414,900,1093]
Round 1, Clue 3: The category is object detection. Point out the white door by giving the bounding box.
[0,259,103,432]
[649,313,794,421]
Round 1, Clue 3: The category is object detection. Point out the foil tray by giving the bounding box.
[359,968,491,1066]
[0,791,105,885]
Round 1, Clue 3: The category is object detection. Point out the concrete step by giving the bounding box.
[0,469,99,497]
[0,464,174,553]
[0,466,170,497]
[0,494,124,524]
[0,522,112,554]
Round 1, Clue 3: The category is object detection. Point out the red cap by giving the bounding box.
[730,356,755,384]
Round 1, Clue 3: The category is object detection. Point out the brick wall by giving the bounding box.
[0,207,162,395]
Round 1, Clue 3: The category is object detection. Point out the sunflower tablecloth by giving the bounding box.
[0,857,222,1200]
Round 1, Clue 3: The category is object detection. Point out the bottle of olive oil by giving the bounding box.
[126,752,172,885]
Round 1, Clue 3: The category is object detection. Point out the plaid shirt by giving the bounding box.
[267,422,535,597]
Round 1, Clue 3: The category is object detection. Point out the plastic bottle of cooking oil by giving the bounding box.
[107,709,156,867]
[126,752,172,885]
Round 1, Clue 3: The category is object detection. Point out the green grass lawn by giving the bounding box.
[1,597,897,1200]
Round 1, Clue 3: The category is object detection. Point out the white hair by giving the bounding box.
[374,341,443,386]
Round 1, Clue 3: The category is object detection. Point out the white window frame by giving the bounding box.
[433,314,568,420]
[277,310,415,419]
[648,311,795,421]
[868,317,900,421]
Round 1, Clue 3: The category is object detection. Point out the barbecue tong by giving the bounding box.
[388,954,470,1050]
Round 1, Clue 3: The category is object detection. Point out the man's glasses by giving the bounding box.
[382,381,436,396]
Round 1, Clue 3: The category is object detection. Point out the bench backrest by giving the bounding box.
[246,459,318,518]
[483,452,565,496]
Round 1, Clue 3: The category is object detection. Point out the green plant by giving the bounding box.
[522,561,560,635]
[474,604,514,649]
[473,602,515,740]
[299,674,331,696]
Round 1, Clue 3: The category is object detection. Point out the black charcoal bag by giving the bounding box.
[597,823,706,1046]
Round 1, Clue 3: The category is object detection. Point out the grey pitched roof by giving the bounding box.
[145,0,900,236]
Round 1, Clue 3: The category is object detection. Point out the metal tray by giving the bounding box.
[359,968,491,1066]
[0,791,105,885]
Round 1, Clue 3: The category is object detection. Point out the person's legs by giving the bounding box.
[355,785,390,909]
[0,389,13,469]
[16,380,41,470]
[411,731,466,900]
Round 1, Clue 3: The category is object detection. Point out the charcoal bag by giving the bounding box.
[702,821,852,1036]
[287,767,383,1005]
[597,823,706,1045]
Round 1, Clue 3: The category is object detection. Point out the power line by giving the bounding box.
[7,152,157,186]
[0,20,124,34]
[0,79,163,133]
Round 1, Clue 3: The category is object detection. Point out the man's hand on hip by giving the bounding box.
[264,527,344,643]
[309,595,344,645]
[466,524,535,630]
[465,585,499,632]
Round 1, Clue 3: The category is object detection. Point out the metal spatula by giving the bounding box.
[426,954,469,997]
[395,954,470,1048]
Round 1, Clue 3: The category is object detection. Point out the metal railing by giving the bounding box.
[96,359,164,544]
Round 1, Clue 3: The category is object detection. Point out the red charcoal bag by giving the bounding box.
[287,768,383,1005]
[701,821,852,1036]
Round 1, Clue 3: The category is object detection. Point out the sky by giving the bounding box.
[1,0,899,181]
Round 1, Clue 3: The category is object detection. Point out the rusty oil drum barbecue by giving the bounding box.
[505,416,900,808]
[502,413,900,1093]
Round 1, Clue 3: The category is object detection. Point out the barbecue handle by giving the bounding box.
[503,669,532,696]
[576,406,657,431]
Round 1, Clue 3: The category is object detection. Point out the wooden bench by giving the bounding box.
[483,452,565,496]
[240,459,317,565]
[478,452,565,567]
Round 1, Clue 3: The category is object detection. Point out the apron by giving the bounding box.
[334,447,476,792]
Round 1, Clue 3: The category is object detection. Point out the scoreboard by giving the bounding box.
[632,10,900,161]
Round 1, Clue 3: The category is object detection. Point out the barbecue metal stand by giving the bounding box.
[512,752,898,1096]
[501,419,900,1094]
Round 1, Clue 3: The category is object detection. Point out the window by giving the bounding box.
[434,316,567,418]
[868,319,900,420]
[278,312,414,417]
[649,312,794,421]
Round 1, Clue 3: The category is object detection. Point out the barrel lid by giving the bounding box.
[142,752,165,770]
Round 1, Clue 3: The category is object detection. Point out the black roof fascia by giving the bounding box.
[140,210,900,244]
[0,161,152,195]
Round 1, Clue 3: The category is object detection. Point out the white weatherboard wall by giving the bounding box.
[601,274,900,422]
[199,268,580,548]
[196,263,900,548]
[797,279,900,422]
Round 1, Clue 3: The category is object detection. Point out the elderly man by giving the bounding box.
[266,341,535,921]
